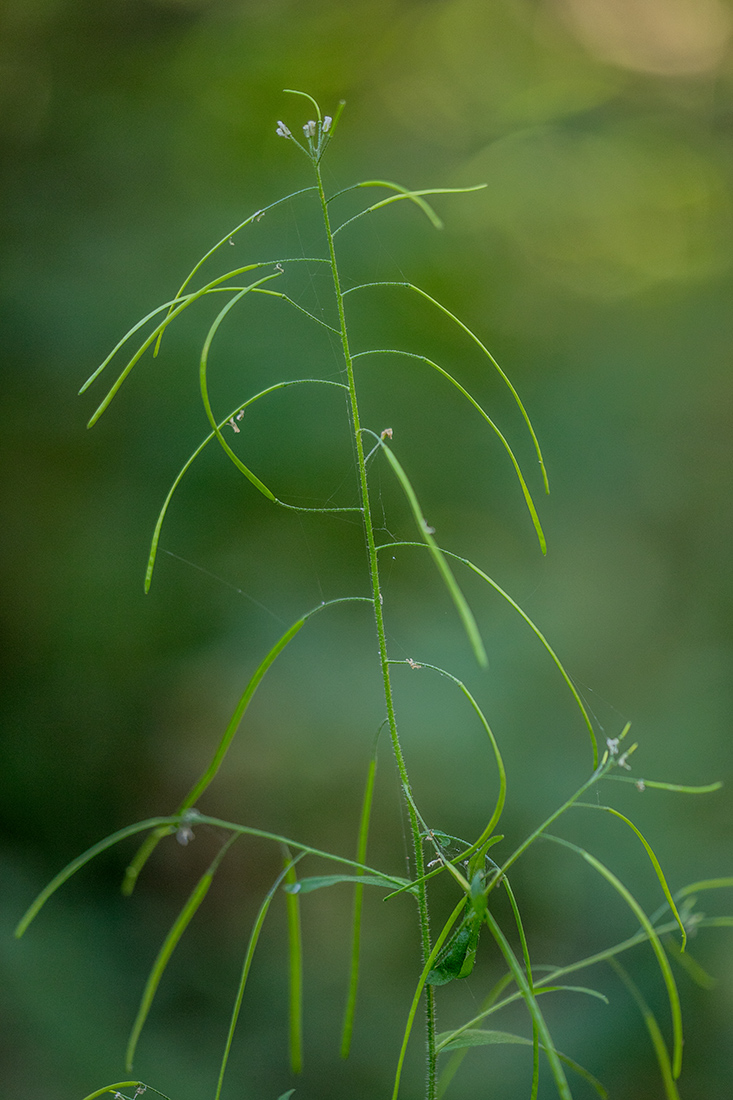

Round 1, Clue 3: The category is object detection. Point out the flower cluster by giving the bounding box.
[276,112,334,163]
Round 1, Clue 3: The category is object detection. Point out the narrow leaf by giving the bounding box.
[144,379,346,592]
[436,1031,607,1098]
[152,186,320,354]
[126,836,236,1069]
[545,834,683,1079]
[355,349,545,552]
[604,775,722,793]
[284,850,303,1074]
[342,737,380,1059]
[379,441,487,666]
[344,281,549,492]
[121,612,308,895]
[332,181,487,235]
[198,278,283,500]
[380,542,597,764]
[610,959,681,1099]
[85,265,268,425]
[676,876,733,899]
[482,908,572,1099]
[575,803,687,949]
[284,873,412,895]
[15,816,179,937]
[215,856,305,1100]
[503,877,540,1099]
[391,898,467,1100]
[80,1084,147,1100]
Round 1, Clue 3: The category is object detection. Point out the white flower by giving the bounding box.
[323,115,332,132]
[606,737,619,756]
[276,121,292,138]
[303,120,316,137]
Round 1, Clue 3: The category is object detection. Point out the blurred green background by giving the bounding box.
[2,1,732,1097]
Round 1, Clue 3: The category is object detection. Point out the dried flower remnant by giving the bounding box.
[176,823,195,846]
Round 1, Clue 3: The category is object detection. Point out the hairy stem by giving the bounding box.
[315,160,437,1098]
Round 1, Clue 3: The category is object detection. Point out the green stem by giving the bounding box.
[315,160,437,1099]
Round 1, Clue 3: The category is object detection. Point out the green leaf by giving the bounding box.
[126,836,236,1070]
[379,441,487,667]
[284,851,303,1075]
[436,1031,608,1098]
[215,855,305,1100]
[283,873,413,895]
[546,834,683,1080]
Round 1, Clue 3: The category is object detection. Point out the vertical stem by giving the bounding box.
[315,162,437,1099]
